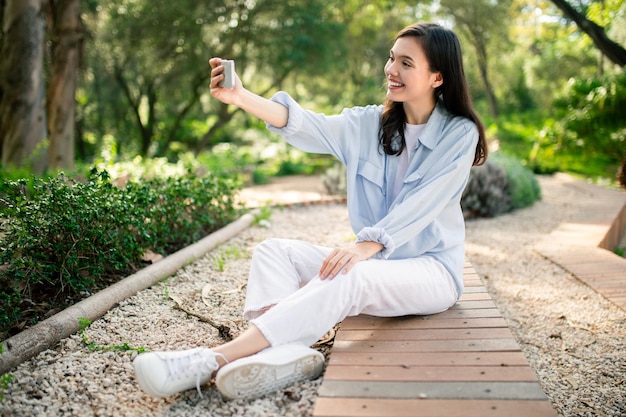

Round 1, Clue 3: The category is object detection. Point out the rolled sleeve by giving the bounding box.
[356,227,396,259]
[265,91,304,137]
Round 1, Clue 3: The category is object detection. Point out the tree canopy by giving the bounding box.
[0,0,624,181]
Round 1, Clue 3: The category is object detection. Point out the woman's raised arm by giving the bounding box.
[209,57,288,129]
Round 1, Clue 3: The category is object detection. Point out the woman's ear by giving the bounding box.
[432,72,443,88]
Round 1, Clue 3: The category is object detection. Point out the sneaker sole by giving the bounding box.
[133,354,170,397]
[215,349,325,400]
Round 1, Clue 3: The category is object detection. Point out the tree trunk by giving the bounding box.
[618,154,626,190]
[46,0,81,171]
[0,0,47,172]
[473,37,499,119]
[157,71,212,156]
[550,0,626,67]
[114,65,156,156]
[0,0,4,163]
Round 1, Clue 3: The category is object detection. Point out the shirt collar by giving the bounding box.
[389,101,450,153]
[418,101,449,150]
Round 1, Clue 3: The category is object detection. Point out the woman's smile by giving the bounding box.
[387,79,405,89]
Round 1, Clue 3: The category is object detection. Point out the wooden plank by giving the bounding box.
[459,292,493,301]
[450,300,497,309]
[317,381,550,400]
[422,308,503,319]
[332,338,522,353]
[583,278,626,287]
[461,285,488,293]
[328,351,530,367]
[336,317,509,331]
[322,364,540,382]
[335,327,514,342]
[576,271,626,280]
[340,310,505,328]
[313,398,559,417]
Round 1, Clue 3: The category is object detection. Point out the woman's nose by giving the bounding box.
[385,62,395,75]
[385,62,397,76]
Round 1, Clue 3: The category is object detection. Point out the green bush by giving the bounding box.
[321,162,347,196]
[462,152,541,218]
[461,158,512,218]
[536,71,626,180]
[130,174,241,253]
[491,153,542,210]
[0,169,242,335]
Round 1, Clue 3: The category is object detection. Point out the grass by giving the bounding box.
[211,243,249,272]
[78,318,145,353]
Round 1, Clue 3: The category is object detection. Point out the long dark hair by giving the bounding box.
[378,23,487,166]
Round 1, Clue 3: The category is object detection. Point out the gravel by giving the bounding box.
[1,174,625,417]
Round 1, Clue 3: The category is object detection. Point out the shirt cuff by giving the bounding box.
[356,227,395,259]
[266,91,303,136]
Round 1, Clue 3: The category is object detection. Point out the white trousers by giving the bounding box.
[243,238,459,347]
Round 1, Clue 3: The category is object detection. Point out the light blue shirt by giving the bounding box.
[267,92,479,297]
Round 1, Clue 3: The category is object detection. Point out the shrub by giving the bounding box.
[461,158,512,218]
[491,153,542,210]
[321,162,347,196]
[130,174,241,254]
[0,169,241,335]
[536,71,626,180]
[462,152,541,218]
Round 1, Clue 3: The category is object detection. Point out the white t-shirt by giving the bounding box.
[393,123,425,199]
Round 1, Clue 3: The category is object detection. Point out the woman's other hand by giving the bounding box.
[319,241,383,280]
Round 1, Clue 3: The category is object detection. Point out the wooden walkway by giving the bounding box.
[312,262,558,417]
[535,175,626,310]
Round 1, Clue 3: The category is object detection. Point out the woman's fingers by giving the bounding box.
[319,249,338,279]
[320,248,366,280]
[209,58,226,89]
[320,249,344,280]
[208,57,240,104]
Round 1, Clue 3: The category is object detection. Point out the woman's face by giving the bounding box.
[384,37,442,110]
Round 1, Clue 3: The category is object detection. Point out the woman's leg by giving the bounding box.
[207,237,335,363]
[250,254,458,347]
[212,325,269,363]
[134,238,457,399]
[243,238,332,320]
[133,238,331,398]
[207,255,457,399]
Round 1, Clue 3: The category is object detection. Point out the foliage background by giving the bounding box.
[71,0,625,183]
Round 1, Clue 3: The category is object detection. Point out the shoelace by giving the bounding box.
[164,348,229,396]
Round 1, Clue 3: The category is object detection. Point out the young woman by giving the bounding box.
[133,22,487,401]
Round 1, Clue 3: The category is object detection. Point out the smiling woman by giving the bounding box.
[379,23,486,165]
[385,39,444,124]
[132,22,489,402]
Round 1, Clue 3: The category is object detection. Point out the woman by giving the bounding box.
[133,22,487,401]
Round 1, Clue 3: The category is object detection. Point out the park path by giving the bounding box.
[0,173,624,417]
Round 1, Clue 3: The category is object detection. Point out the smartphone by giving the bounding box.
[219,60,235,88]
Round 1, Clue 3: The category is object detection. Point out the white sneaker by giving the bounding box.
[133,347,227,397]
[215,343,325,400]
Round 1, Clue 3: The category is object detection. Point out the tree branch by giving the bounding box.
[550,0,626,66]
